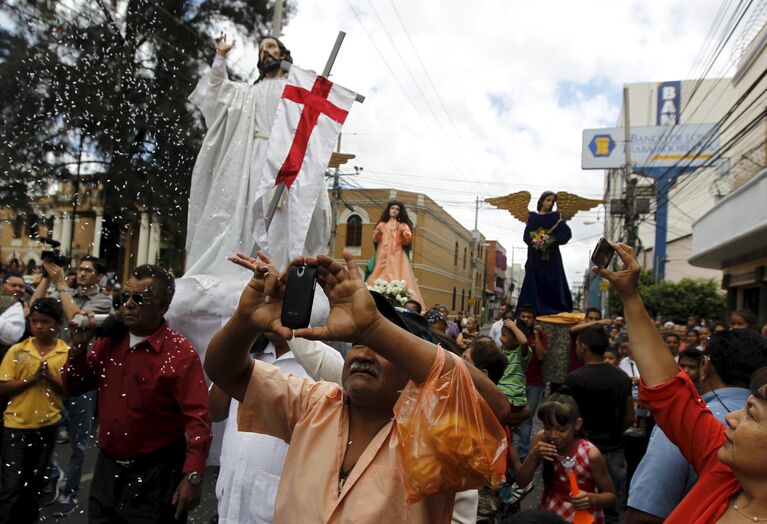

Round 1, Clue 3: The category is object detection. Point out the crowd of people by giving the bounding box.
[0,244,766,524]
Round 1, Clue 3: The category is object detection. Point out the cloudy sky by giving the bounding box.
[215,1,740,285]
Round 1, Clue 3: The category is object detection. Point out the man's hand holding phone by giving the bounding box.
[591,242,642,300]
[292,252,383,345]
[228,251,387,346]
[227,252,292,340]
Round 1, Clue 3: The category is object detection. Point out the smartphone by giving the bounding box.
[591,237,615,269]
[281,265,317,329]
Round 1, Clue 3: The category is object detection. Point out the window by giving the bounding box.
[452,287,456,311]
[461,289,465,311]
[454,242,459,266]
[463,247,467,269]
[345,215,362,247]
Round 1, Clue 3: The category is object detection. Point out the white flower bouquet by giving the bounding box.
[367,279,414,306]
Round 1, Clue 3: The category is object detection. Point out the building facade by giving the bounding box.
[689,23,767,326]
[331,188,486,317]
[1,178,165,282]
[690,169,767,326]
[484,240,508,323]
[603,78,735,282]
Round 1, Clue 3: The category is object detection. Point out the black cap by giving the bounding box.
[370,291,437,343]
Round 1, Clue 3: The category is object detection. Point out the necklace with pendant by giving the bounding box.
[733,503,767,522]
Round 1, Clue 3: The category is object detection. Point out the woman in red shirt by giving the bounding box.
[595,242,767,524]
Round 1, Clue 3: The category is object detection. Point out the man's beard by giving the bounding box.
[258,52,283,75]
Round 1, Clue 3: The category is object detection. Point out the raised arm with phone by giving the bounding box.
[594,241,767,523]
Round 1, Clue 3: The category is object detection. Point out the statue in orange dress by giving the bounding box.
[365,200,425,309]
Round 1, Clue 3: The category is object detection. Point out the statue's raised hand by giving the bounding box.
[214,32,235,58]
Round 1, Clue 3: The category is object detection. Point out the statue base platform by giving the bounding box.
[537,311,585,386]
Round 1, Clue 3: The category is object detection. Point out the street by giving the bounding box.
[39,438,220,523]
[38,425,542,523]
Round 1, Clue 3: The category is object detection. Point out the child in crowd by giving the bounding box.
[603,347,620,367]
[463,337,527,522]
[497,318,531,415]
[0,298,69,523]
[677,347,704,389]
[515,393,616,524]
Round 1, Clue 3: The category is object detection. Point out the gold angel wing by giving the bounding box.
[555,191,604,221]
[485,191,532,224]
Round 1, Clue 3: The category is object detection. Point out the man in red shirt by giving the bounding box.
[64,265,212,523]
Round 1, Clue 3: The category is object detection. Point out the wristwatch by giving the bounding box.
[184,472,203,486]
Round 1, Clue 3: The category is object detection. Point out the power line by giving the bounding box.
[626,0,754,175]
[344,0,493,198]
[387,0,467,144]
[625,69,767,230]
[636,96,767,229]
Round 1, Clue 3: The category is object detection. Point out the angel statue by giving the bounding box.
[486,190,602,316]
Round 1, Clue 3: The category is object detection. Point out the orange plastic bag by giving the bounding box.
[392,347,508,504]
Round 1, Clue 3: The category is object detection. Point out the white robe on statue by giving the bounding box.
[186,55,284,277]
[168,57,334,472]
[170,56,331,369]
[185,56,331,276]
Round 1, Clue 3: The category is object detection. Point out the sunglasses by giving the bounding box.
[119,293,153,306]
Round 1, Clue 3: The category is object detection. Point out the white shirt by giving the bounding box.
[215,344,310,524]
[128,333,148,348]
[0,302,25,346]
[488,319,503,347]
[287,337,344,383]
[619,357,639,379]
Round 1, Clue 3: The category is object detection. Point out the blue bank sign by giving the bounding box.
[657,81,681,125]
[581,123,719,169]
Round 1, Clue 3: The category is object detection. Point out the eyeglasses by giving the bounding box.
[119,293,153,306]
[77,267,95,274]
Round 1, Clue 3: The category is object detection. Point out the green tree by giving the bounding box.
[0,0,289,271]
[608,271,725,322]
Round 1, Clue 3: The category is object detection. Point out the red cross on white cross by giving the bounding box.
[275,76,349,189]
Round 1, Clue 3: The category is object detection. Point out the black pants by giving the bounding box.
[0,425,57,524]
[625,434,651,488]
[89,442,187,524]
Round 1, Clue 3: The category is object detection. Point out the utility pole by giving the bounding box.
[474,196,480,230]
[328,134,342,254]
[472,196,481,317]
[623,87,638,249]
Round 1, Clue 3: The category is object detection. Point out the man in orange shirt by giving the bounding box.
[205,252,510,523]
